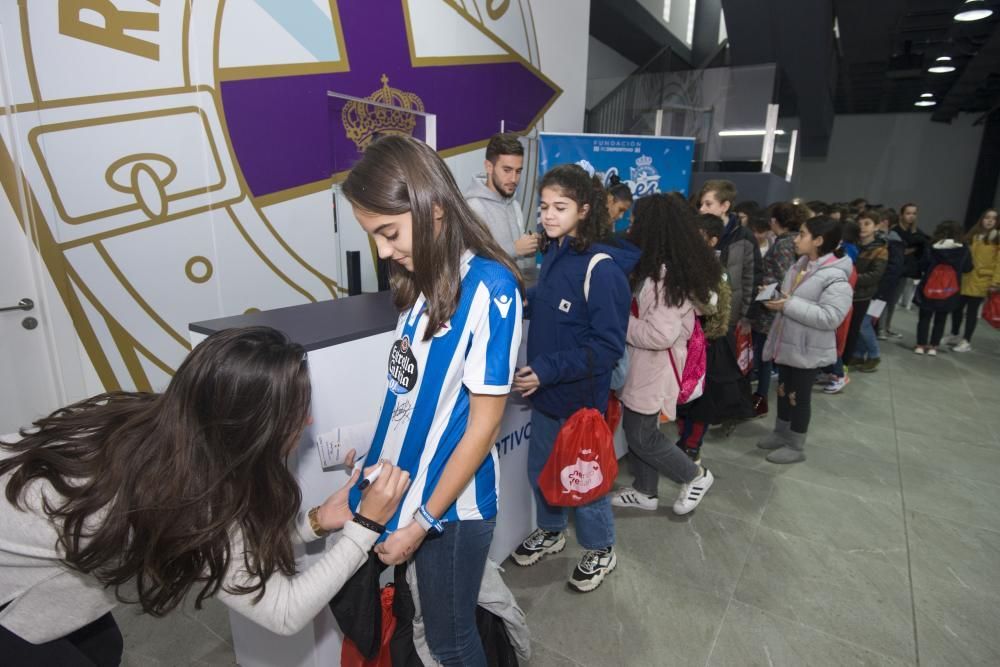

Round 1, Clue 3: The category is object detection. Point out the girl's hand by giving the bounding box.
[357,462,410,526]
[512,366,540,396]
[374,521,427,565]
[764,298,787,312]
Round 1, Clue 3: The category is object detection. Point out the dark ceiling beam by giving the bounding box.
[589,0,693,69]
[933,24,1000,122]
[722,0,837,157]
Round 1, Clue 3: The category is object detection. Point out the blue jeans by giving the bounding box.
[855,315,880,359]
[752,330,772,396]
[415,519,495,666]
[527,409,615,551]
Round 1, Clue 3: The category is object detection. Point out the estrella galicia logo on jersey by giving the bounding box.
[493,294,513,319]
[388,335,419,394]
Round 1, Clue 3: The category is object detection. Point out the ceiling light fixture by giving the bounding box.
[920,93,935,98]
[954,0,993,22]
[718,129,787,137]
[914,100,937,107]
[928,56,956,73]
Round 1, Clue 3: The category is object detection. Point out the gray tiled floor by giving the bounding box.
[120,307,1000,665]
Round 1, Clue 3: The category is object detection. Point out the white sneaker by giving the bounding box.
[913,346,925,355]
[942,334,961,346]
[953,340,972,352]
[568,547,617,592]
[673,468,715,515]
[926,347,938,357]
[822,375,849,394]
[611,487,659,511]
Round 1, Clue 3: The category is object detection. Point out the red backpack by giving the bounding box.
[922,264,960,300]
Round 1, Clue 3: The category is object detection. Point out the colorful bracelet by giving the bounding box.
[414,505,444,534]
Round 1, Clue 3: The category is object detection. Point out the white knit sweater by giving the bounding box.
[0,445,378,644]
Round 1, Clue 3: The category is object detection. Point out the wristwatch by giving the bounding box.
[413,505,444,534]
[307,506,330,537]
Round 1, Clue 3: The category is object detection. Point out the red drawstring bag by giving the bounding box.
[606,392,623,432]
[539,408,617,507]
[983,292,1000,330]
[735,323,753,376]
[341,585,396,667]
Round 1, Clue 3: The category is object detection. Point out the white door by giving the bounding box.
[0,23,62,434]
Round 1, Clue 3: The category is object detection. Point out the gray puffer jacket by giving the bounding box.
[763,253,854,369]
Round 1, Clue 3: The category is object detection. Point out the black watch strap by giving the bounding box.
[352,513,386,534]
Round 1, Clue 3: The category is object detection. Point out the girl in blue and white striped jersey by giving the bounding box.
[342,136,523,667]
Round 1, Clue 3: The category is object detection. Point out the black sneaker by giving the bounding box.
[511,528,566,566]
[568,547,617,592]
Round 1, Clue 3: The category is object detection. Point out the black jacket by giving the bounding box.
[896,224,930,279]
[911,240,974,312]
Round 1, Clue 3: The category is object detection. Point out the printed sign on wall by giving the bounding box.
[537,132,696,231]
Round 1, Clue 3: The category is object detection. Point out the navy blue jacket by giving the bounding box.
[525,238,639,418]
[912,241,973,312]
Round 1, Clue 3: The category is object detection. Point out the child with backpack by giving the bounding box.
[945,209,999,352]
[510,164,638,593]
[757,216,854,464]
[670,215,736,462]
[611,194,722,516]
[913,220,974,355]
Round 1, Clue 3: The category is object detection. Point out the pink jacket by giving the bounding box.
[620,275,696,420]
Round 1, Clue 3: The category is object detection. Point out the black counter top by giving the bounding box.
[189,291,398,351]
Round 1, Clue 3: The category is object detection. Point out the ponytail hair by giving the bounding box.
[539,164,612,253]
[804,215,843,257]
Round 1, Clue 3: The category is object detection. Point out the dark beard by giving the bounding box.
[491,172,514,200]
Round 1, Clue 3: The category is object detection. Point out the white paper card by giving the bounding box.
[315,422,375,469]
[867,299,887,319]
[755,283,780,301]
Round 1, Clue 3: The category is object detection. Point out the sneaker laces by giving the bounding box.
[524,529,547,549]
[579,549,605,572]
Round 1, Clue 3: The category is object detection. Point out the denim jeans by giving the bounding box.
[527,408,615,550]
[622,407,698,496]
[854,314,880,359]
[414,519,495,666]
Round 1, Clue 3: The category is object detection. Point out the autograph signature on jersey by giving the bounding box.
[391,399,414,430]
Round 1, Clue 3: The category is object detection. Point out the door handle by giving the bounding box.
[0,298,34,313]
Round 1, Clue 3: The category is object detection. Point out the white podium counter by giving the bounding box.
[189,292,533,667]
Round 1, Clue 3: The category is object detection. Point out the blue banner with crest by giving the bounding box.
[537,132,696,232]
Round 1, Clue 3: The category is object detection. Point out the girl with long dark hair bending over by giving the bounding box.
[0,326,409,666]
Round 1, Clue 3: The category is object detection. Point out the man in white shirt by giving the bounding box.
[465,133,538,268]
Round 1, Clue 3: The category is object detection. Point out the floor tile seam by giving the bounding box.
[892,424,999,448]
[896,434,1000,455]
[723,597,919,666]
[701,479,776,667]
[884,349,922,666]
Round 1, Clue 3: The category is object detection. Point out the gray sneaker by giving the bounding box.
[511,529,566,567]
[568,547,617,592]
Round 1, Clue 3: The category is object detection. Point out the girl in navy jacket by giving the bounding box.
[511,165,638,593]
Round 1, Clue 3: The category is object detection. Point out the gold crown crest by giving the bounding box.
[342,74,426,151]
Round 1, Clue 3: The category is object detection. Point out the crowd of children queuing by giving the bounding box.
[512,173,1000,594]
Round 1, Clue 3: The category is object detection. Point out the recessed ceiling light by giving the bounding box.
[954,0,993,22]
[914,100,937,107]
[928,56,957,73]
[920,93,935,98]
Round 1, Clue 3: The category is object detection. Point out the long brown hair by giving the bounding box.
[964,208,999,245]
[0,327,311,616]
[342,135,523,340]
[628,192,722,307]
[537,165,612,253]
